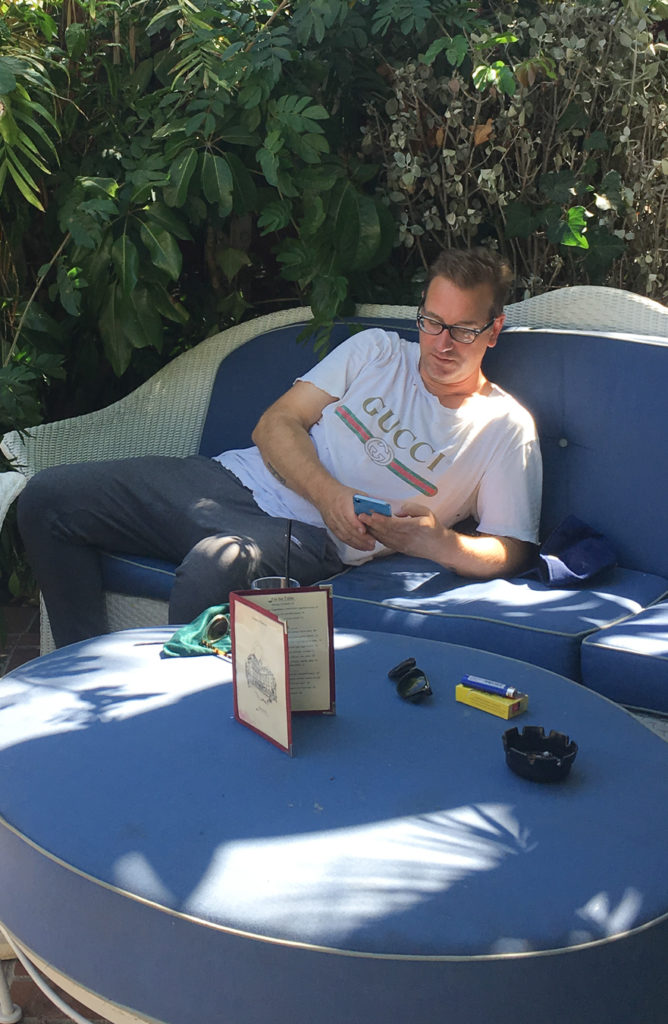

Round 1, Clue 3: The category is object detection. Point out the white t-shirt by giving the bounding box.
[216,329,542,565]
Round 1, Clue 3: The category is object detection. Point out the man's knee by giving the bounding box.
[178,535,262,586]
[170,534,263,621]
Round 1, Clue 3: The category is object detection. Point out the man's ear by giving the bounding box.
[486,313,505,349]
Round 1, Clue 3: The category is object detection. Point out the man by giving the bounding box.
[18,248,542,647]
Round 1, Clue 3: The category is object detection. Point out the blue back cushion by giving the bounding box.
[198,315,417,457]
[484,330,668,577]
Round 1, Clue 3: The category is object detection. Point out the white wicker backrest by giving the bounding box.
[502,285,668,339]
[360,286,668,339]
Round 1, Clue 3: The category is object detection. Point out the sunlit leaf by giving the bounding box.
[4,149,44,209]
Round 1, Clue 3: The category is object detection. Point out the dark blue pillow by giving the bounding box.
[524,514,617,587]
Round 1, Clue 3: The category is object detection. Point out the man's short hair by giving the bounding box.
[425,248,514,317]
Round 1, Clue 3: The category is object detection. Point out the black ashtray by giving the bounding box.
[502,726,578,783]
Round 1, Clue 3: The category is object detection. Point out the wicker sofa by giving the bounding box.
[3,286,668,711]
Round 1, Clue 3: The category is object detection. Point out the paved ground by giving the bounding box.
[1,601,667,1022]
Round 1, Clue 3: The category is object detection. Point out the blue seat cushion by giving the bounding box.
[325,555,668,682]
[101,552,176,602]
[581,600,668,712]
[100,549,668,685]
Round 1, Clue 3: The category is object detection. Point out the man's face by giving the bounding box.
[418,276,504,398]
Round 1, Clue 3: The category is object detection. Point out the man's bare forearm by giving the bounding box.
[253,410,338,507]
[252,386,375,552]
[362,503,533,579]
[434,529,532,578]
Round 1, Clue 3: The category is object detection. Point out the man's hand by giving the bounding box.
[318,483,377,552]
[359,500,532,578]
[357,501,444,560]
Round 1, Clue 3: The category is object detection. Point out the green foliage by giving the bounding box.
[0,56,59,210]
[0,0,666,439]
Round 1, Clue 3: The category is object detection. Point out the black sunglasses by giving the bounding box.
[388,658,433,702]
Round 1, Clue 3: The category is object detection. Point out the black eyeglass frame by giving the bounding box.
[416,308,496,345]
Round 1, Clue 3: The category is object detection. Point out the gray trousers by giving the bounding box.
[17,455,345,648]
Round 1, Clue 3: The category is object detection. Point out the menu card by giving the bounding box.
[230,585,335,755]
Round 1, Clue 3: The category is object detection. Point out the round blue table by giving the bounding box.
[0,628,667,1024]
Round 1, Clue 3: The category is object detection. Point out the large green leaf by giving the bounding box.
[504,200,535,239]
[539,170,577,205]
[258,199,293,235]
[310,273,348,319]
[217,247,252,281]
[128,286,164,351]
[0,57,24,93]
[142,203,193,241]
[163,147,199,208]
[582,227,626,282]
[4,148,44,210]
[0,98,20,147]
[226,152,257,214]
[112,234,140,294]
[349,196,382,271]
[147,284,190,325]
[139,222,182,280]
[257,147,279,187]
[99,284,133,376]
[201,151,233,215]
[331,181,361,265]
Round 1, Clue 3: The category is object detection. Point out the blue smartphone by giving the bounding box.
[353,494,392,517]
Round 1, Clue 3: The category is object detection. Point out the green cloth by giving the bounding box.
[162,604,231,657]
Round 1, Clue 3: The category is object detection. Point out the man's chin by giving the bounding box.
[425,360,458,383]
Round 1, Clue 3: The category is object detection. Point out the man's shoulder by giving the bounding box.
[486,382,537,433]
[320,326,414,369]
[339,325,408,352]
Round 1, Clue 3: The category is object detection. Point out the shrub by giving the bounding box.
[360,1,668,300]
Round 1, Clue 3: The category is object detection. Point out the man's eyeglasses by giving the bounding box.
[417,309,496,345]
[388,658,433,702]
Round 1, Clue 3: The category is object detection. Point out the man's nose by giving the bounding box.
[434,328,455,350]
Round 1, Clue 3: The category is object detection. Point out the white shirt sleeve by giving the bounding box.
[475,435,542,544]
[297,329,401,400]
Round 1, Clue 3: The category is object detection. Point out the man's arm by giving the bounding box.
[359,501,533,578]
[252,380,375,552]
